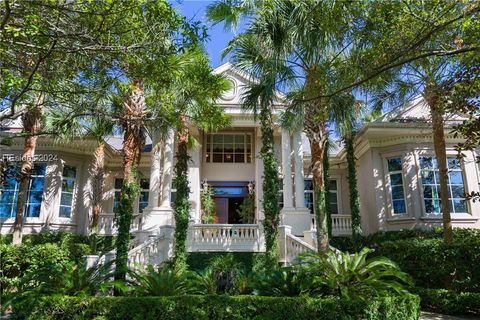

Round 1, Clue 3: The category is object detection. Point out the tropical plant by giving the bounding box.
[129,265,189,296]
[252,267,304,297]
[296,248,413,299]
[201,182,216,224]
[237,191,255,224]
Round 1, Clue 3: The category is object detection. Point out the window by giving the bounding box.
[0,163,46,218]
[139,179,149,213]
[387,157,407,215]
[59,165,76,218]
[113,178,123,212]
[419,156,468,215]
[113,178,150,213]
[205,133,252,163]
[0,164,20,218]
[304,179,339,214]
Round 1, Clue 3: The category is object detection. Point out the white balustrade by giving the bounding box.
[128,234,166,271]
[285,233,316,263]
[187,224,264,252]
[310,214,352,237]
[97,213,142,236]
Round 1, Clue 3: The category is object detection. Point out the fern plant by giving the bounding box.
[297,248,414,299]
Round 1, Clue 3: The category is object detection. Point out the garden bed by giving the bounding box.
[12,294,420,320]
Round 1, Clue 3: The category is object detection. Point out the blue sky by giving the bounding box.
[171,0,240,68]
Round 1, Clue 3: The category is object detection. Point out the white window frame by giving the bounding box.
[58,164,77,219]
[303,177,341,215]
[383,154,410,218]
[416,153,470,217]
[204,132,253,164]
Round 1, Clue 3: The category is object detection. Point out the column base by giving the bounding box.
[141,206,174,230]
[280,207,311,236]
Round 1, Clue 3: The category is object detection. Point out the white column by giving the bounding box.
[188,137,201,222]
[281,130,293,209]
[148,134,161,208]
[160,129,174,209]
[293,130,306,209]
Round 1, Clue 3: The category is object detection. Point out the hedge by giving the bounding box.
[416,288,480,316]
[11,294,420,320]
[187,252,260,272]
[331,229,480,292]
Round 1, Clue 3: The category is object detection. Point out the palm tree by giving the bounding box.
[167,48,231,271]
[12,94,43,245]
[209,0,362,251]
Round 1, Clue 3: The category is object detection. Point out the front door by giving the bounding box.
[214,198,229,223]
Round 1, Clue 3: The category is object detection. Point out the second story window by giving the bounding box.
[387,157,407,215]
[205,133,252,163]
[59,165,77,218]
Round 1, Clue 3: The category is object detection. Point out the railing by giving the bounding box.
[279,225,316,264]
[128,234,166,271]
[310,214,352,236]
[97,213,142,236]
[187,224,264,252]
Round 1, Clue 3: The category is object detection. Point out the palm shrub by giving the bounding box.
[207,253,245,294]
[129,265,189,296]
[297,248,413,299]
[252,267,304,297]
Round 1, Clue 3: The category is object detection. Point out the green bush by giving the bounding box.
[331,229,480,292]
[12,294,420,320]
[187,252,260,273]
[416,288,480,316]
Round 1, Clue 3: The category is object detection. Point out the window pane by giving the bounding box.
[391,186,404,200]
[1,191,16,203]
[63,166,76,178]
[139,201,148,213]
[224,135,234,143]
[224,144,233,153]
[234,154,245,163]
[304,180,313,191]
[212,154,222,162]
[304,193,314,213]
[0,205,13,218]
[419,157,433,169]
[388,157,402,172]
[235,135,244,143]
[392,200,406,214]
[453,199,467,213]
[447,157,461,170]
[114,179,124,189]
[449,171,464,185]
[329,202,339,214]
[59,206,71,218]
[329,180,337,190]
[27,204,41,217]
[140,179,149,189]
[213,135,223,143]
[33,163,46,176]
[451,185,465,198]
[30,177,45,191]
[390,173,403,186]
[213,144,222,152]
[224,153,233,163]
[421,171,434,184]
[139,191,149,202]
[28,191,43,204]
[60,193,73,206]
[62,180,75,192]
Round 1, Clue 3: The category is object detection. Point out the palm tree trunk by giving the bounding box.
[115,80,146,283]
[308,122,329,251]
[89,142,105,232]
[259,105,281,262]
[12,95,43,245]
[428,90,453,244]
[345,134,362,249]
[323,139,332,238]
[172,120,190,272]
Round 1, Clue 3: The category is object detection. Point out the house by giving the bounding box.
[1,63,479,265]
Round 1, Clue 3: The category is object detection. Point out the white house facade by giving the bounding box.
[1,63,480,265]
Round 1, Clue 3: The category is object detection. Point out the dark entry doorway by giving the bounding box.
[209,181,251,224]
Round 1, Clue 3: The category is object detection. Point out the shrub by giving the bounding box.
[252,267,304,296]
[416,288,480,316]
[331,229,480,292]
[12,294,420,320]
[128,265,190,296]
[296,248,413,299]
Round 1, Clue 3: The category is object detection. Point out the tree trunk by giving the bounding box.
[115,80,146,283]
[323,139,332,237]
[12,95,43,245]
[259,105,281,262]
[172,125,190,272]
[428,90,453,244]
[346,134,362,249]
[89,142,105,232]
[308,123,329,251]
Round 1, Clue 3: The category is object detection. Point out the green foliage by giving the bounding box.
[259,107,281,264]
[173,140,190,272]
[237,192,256,224]
[252,267,304,297]
[345,136,362,248]
[297,248,413,299]
[114,180,140,282]
[13,294,420,320]
[416,288,480,316]
[200,183,216,224]
[187,252,259,274]
[129,265,190,296]
[332,229,480,293]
